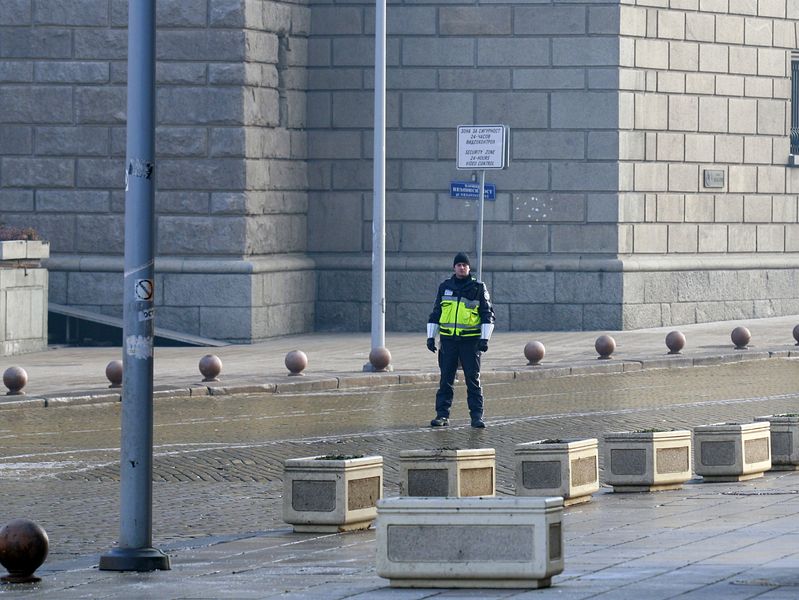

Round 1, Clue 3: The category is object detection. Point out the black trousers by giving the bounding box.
[434,336,483,420]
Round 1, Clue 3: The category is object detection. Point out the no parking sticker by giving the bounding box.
[135,279,153,301]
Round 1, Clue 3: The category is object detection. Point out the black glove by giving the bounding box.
[426,337,437,353]
[478,339,489,352]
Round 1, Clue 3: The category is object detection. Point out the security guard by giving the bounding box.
[426,252,495,428]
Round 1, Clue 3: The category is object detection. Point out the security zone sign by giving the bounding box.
[456,125,509,170]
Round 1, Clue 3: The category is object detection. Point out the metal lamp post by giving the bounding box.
[99,0,169,572]
[367,0,387,367]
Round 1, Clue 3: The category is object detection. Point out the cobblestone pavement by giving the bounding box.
[2,359,799,570]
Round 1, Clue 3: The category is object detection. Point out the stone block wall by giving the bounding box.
[618,0,799,327]
[3,0,799,339]
[0,0,315,342]
[309,1,628,331]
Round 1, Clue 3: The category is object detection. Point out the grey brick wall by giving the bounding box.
[309,0,626,332]
[3,0,799,339]
[618,0,799,328]
[1,0,313,342]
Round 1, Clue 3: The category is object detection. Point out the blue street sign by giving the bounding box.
[450,181,496,200]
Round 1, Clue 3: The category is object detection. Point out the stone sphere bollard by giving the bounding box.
[105,360,123,388]
[665,331,686,354]
[731,326,751,350]
[523,341,545,365]
[2,367,27,396]
[0,519,49,584]
[369,346,392,371]
[595,335,616,359]
[284,350,308,376]
[793,324,799,346]
[199,354,222,382]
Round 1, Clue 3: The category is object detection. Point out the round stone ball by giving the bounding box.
[2,367,28,396]
[105,360,123,388]
[0,518,49,584]
[199,354,222,382]
[665,331,686,354]
[595,335,616,359]
[731,326,751,349]
[524,341,546,365]
[369,346,392,371]
[284,350,308,375]
[793,324,799,345]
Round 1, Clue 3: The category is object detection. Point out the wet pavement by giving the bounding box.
[1,316,799,597]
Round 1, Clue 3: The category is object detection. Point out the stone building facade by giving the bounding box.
[1,0,798,342]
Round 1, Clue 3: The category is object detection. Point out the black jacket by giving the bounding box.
[428,274,495,330]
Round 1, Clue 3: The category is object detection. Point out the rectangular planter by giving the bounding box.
[376,496,564,589]
[754,415,799,470]
[282,455,383,533]
[603,430,693,492]
[694,422,771,482]
[399,448,495,497]
[515,438,599,505]
[0,241,50,357]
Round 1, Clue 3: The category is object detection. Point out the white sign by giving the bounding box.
[457,125,508,170]
[134,279,154,301]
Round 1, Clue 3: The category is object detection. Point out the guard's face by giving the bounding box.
[454,262,470,278]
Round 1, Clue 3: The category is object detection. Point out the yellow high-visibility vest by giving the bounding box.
[439,296,481,337]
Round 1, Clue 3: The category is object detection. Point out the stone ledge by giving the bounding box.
[45,253,316,274]
[206,384,276,396]
[311,252,799,273]
[10,351,798,409]
[274,378,339,393]
[45,393,119,406]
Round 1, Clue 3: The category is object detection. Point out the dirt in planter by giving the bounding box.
[315,454,364,460]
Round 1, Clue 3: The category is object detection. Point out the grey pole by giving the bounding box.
[476,169,486,281]
[99,0,169,572]
[370,0,386,353]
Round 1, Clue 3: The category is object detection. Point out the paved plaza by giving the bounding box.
[1,316,799,597]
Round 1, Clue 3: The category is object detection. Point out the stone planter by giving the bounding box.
[0,240,50,356]
[754,415,799,470]
[376,496,564,589]
[603,430,693,492]
[515,438,599,505]
[694,422,771,482]
[282,455,383,533]
[398,448,495,497]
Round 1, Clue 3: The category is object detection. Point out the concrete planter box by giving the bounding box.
[1,240,50,357]
[694,422,771,482]
[754,415,799,470]
[376,496,564,589]
[282,455,383,532]
[0,240,50,261]
[515,438,599,505]
[398,448,495,497]
[603,430,693,492]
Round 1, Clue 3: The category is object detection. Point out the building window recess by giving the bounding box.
[790,51,799,166]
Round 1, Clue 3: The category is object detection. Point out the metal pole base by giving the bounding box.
[362,361,394,372]
[99,547,171,572]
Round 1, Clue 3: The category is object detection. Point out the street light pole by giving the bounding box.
[370,0,386,353]
[99,0,169,572]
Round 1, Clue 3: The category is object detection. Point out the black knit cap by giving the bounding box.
[453,252,470,266]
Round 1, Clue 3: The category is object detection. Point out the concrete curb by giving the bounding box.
[0,349,790,411]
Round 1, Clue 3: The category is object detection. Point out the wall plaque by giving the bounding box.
[703,169,725,188]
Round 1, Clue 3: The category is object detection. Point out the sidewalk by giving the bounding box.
[28,472,799,599]
[2,315,799,598]
[3,314,799,407]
